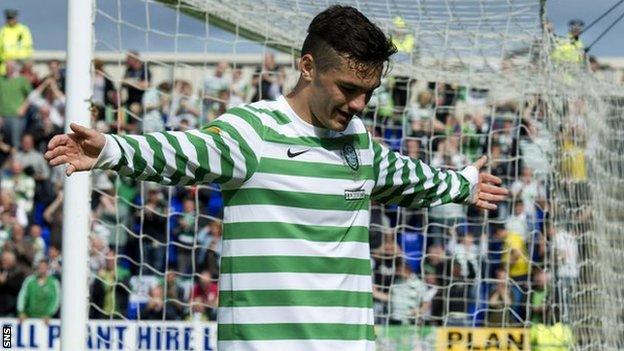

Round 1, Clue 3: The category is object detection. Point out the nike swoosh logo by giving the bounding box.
[287,148,311,158]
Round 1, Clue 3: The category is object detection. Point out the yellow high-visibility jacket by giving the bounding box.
[0,23,33,75]
[551,34,584,64]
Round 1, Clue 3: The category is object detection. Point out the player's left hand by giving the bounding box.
[471,156,508,210]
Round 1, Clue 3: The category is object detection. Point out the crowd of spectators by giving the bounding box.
[0,8,601,336]
[367,78,590,328]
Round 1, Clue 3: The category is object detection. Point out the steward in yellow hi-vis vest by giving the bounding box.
[551,19,585,65]
[391,16,414,54]
[390,16,415,111]
[0,9,34,75]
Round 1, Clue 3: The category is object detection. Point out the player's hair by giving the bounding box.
[302,5,397,77]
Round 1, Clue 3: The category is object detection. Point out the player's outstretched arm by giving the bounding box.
[371,139,507,210]
[45,123,106,176]
[46,112,262,186]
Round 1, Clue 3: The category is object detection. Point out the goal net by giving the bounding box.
[72,0,624,349]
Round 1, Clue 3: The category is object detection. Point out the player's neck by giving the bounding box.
[285,81,321,128]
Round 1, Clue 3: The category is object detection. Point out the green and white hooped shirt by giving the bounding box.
[95,95,477,351]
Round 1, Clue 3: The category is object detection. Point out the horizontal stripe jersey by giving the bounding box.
[95,95,478,351]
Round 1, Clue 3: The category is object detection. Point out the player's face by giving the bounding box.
[309,56,381,132]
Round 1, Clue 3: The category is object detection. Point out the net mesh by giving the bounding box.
[82,0,624,349]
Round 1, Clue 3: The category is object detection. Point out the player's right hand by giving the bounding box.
[45,122,106,176]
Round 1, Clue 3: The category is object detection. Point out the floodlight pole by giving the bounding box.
[61,0,92,349]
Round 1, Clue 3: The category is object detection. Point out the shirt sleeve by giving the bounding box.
[16,276,32,314]
[93,111,264,187]
[47,278,61,317]
[371,138,478,208]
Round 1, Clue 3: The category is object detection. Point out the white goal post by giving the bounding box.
[55,1,624,350]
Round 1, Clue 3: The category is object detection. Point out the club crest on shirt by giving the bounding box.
[342,143,359,171]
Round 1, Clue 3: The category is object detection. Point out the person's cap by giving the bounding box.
[568,19,584,28]
[4,9,18,19]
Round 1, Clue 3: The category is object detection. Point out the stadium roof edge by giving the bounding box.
[31,50,295,66]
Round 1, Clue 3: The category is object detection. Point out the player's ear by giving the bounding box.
[299,54,314,82]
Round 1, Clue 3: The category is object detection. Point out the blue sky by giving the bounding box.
[3,0,623,57]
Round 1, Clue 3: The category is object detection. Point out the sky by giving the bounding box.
[2,0,623,57]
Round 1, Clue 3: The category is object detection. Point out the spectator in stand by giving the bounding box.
[27,101,63,154]
[530,269,550,324]
[169,79,200,129]
[15,133,51,182]
[27,224,45,265]
[431,136,466,170]
[388,260,436,325]
[446,260,473,326]
[489,143,514,218]
[88,234,108,274]
[0,9,33,76]
[408,90,445,137]
[203,61,231,106]
[90,249,129,319]
[501,224,530,320]
[175,198,196,274]
[92,59,118,121]
[47,245,61,279]
[143,284,169,320]
[196,218,222,277]
[251,52,281,101]
[506,200,530,241]
[229,68,249,106]
[487,268,514,326]
[92,190,121,245]
[189,269,218,321]
[15,133,52,204]
[19,60,40,88]
[45,60,66,93]
[448,232,485,280]
[206,89,230,122]
[141,81,170,133]
[0,193,22,242]
[511,167,547,224]
[363,78,393,122]
[428,137,467,246]
[26,76,66,128]
[369,202,391,250]
[0,131,12,166]
[43,186,63,248]
[461,113,488,163]
[489,143,511,181]
[371,234,402,312]
[487,225,506,277]
[492,118,518,158]
[164,269,186,319]
[122,51,151,112]
[0,250,27,316]
[423,244,448,286]
[141,284,182,320]
[404,138,424,162]
[0,60,32,147]
[551,222,579,316]
[4,224,34,271]
[138,188,168,273]
[17,259,60,323]
[187,296,209,322]
[389,16,414,113]
[1,159,35,223]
